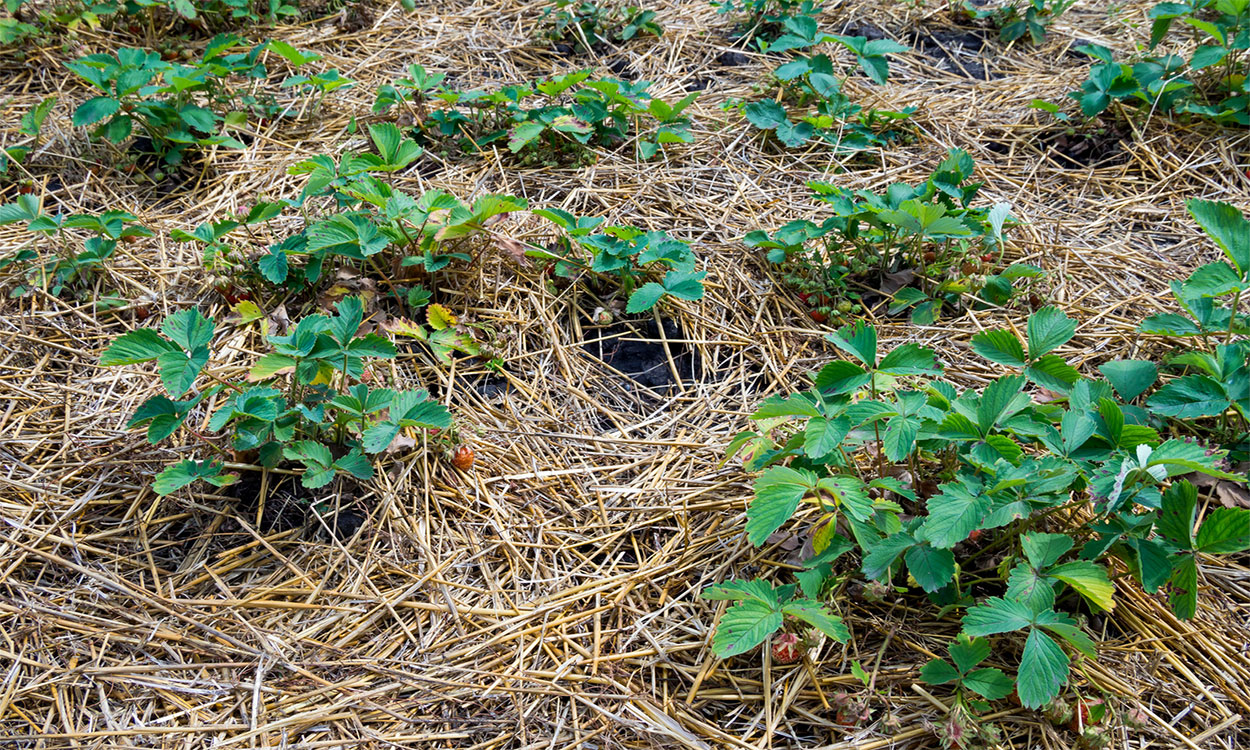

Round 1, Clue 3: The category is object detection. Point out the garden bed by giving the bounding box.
[0,0,1247,747]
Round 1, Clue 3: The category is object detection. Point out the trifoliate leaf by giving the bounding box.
[153,459,234,495]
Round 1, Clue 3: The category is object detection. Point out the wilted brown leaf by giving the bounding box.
[494,235,528,265]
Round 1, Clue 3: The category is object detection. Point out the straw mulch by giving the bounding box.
[1,0,1247,746]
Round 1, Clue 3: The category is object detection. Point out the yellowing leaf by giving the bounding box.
[1049,561,1116,612]
[427,303,456,331]
[310,363,335,385]
[248,353,294,380]
[233,300,264,326]
[383,317,428,340]
[812,514,839,554]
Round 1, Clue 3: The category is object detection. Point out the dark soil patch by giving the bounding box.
[233,471,312,533]
[684,76,711,92]
[551,40,612,59]
[715,50,752,67]
[232,469,368,540]
[311,504,367,540]
[984,139,1011,155]
[1041,127,1128,168]
[838,21,888,41]
[581,317,699,389]
[913,28,1000,81]
[471,373,512,400]
[605,57,637,80]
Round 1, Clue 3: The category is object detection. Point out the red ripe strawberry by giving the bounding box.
[968,529,983,542]
[771,632,802,664]
[134,305,150,321]
[797,291,812,304]
[982,253,994,263]
[451,445,475,471]
[809,309,828,323]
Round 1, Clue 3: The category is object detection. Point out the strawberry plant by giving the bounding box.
[707,305,1248,709]
[66,36,274,166]
[537,1,662,52]
[371,63,445,119]
[0,0,46,47]
[527,207,705,312]
[100,296,452,495]
[1132,199,1249,460]
[702,579,848,658]
[963,0,1078,44]
[174,123,523,296]
[1137,199,1250,342]
[746,150,1035,326]
[921,635,1014,705]
[921,635,1014,748]
[710,0,822,48]
[377,70,697,165]
[1057,0,1248,126]
[0,194,153,296]
[0,95,55,181]
[732,16,913,152]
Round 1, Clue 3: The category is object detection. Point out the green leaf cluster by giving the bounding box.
[733,17,913,153]
[746,151,1033,326]
[374,69,696,164]
[535,1,663,51]
[0,197,152,296]
[711,303,1247,708]
[66,37,271,164]
[963,0,1078,44]
[702,579,848,658]
[710,0,822,48]
[530,208,704,312]
[102,297,453,495]
[1063,2,1250,127]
